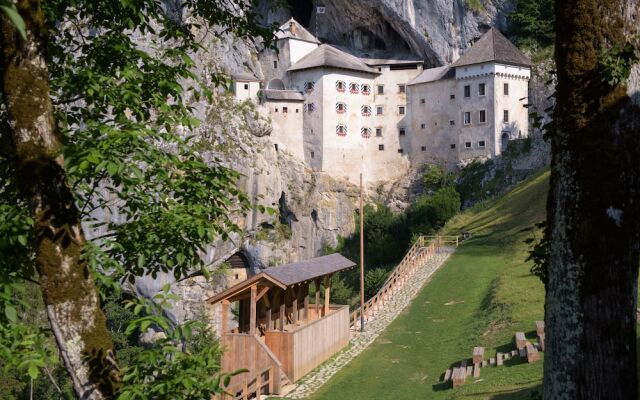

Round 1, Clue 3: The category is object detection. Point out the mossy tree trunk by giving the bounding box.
[0,1,120,398]
[545,0,640,398]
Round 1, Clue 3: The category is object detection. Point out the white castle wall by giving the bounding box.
[233,81,260,102]
[265,99,305,160]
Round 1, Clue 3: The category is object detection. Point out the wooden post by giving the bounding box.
[359,172,365,332]
[292,286,298,325]
[250,285,257,335]
[273,366,281,395]
[314,279,320,319]
[279,288,286,331]
[303,283,309,321]
[243,378,248,400]
[265,298,272,331]
[256,370,262,396]
[324,275,332,317]
[221,300,229,337]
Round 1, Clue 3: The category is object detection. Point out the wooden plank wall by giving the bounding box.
[291,305,350,381]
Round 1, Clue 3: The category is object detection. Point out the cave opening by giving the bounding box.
[286,0,313,26]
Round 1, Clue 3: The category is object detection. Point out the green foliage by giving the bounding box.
[0,0,26,39]
[0,0,279,395]
[524,221,549,287]
[116,286,231,400]
[364,269,389,299]
[422,164,454,193]
[508,0,555,48]
[598,42,640,87]
[465,0,485,14]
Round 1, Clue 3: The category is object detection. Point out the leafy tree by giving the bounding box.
[544,0,640,397]
[364,268,389,299]
[0,0,277,398]
[508,0,555,47]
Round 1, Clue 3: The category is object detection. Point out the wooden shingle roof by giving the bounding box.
[276,18,320,44]
[206,253,356,304]
[452,28,531,68]
[264,253,355,286]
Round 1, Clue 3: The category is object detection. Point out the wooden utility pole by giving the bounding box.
[360,173,365,332]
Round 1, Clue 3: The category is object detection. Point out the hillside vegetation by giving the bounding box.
[309,169,549,400]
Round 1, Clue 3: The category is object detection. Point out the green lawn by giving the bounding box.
[307,170,549,400]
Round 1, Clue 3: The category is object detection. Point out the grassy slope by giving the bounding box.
[309,170,549,400]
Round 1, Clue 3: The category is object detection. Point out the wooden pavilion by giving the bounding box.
[207,253,356,398]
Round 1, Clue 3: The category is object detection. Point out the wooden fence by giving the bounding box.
[349,235,457,329]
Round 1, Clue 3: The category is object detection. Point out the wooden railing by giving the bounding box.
[217,333,287,399]
[349,235,457,329]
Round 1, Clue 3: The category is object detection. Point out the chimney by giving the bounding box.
[289,21,297,36]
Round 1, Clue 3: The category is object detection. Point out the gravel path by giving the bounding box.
[283,247,455,399]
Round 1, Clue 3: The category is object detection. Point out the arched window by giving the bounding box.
[336,80,346,92]
[361,84,371,95]
[267,78,285,90]
[361,127,372,138]
[336,102,347,114]
[304,81,315,93]
[349,82,359,94]
[336,124,347,137]
[361,105,371,117]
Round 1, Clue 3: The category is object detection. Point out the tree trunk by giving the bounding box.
[0,1,120,398]
[545,1,640,399]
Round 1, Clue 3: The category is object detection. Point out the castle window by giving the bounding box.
[377,85,384,95]
[450,120,455,125]
[336,124,347,136]
[421,123,426,129]
[349,82,360,94]
[420,98,426,104]
[375,127,383,137]
[273,60,278,69]
[398,106,405,115]
[376,106,384,115]
[399,127,406,136]
[479,83,486,96]
[398,84,406,93]
[274,144,278,151]
[464,85,471,98]
[421,146,426,151]
[296,108,299,113]
[479,109,486,123]
[311,151,315,158]
[361,105,372,117]
[450,144,456,149]
[398,148,404,154]
[379,144,385,151]
[504,83,509,95]
[244,83,249,90]
[305,103,316,113]
[304,81,315,93]
[465,142,472,148]
[463,111,471,125]
[336,80,346,92]
[361,127,372,138]
[336,102,347,114]
[361,84,371,95]
[283,107,288,113]
[450,94,455,99]
[479,140,486,147]
[503,109,509,123]
[275,108,278,112]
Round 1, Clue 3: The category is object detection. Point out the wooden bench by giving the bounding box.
[538,333,545,351]
[444,369,452,382]
[535,320,545,336]
[515,332,527,350]
[526,343,540,362]
[452,367,466,387]
[473,347,484,364]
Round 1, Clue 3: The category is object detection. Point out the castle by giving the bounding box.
[233,20,531,185]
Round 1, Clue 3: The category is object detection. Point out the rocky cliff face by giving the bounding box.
[257,0,515,66]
